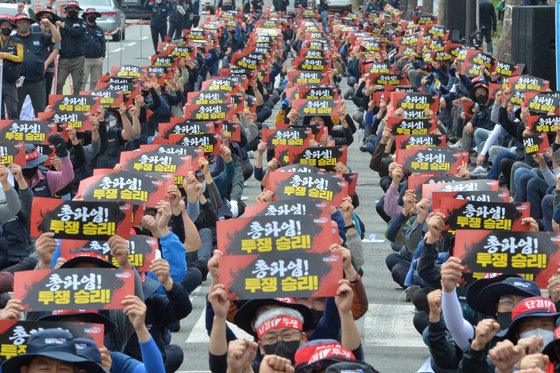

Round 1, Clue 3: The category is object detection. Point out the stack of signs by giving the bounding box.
[21,198,136,312]
[217,200,342,299]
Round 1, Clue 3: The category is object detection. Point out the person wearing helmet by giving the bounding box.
[56,0,86,95]
[0,14,23,119]
[81,8,105,91]
[14,12,61,117]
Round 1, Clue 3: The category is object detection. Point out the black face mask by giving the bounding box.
[262,340,300,363]
[87,16,96,23]
[68,10,79,18]
[476,94,489,105]
[1,27,11,36]
[497,312,512,331]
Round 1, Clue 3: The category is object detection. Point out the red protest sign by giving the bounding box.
[14,268,135,312]
[395,134,446,149]
[266,171,348,206]
[78,170,174,207]
[243,199,330,219]
[438,198,530,238]
[30,198,134,239]
[423,179,499,200]
[0,141,25,166]
[396,147,468,175]
[431,190,510,211]
[166,133,221,156]
[523,133,550,155]
[217,215,339,256]
[454,230,560,288]
[387,117,437,135]
[219,251,343,300]
[59,235,157,273]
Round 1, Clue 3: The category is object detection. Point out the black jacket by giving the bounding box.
[124,281,192,360]
[478,0,497,30]
[83,23,106,58]
[17,31,53,82]
[60,16,85,58]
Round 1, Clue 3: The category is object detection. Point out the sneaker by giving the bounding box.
[471,165,487,175]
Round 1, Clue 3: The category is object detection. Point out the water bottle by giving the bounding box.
[358,128,364,143]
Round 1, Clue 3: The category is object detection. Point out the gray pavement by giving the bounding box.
[36,1,431,370]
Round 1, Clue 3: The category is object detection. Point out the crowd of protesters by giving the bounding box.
[0,0,557,372]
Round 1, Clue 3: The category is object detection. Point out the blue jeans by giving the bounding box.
[487,150,516,180]
[514,168,549,219]
[542,194,554,231]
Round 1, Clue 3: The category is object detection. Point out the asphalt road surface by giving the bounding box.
[29,0,432,370]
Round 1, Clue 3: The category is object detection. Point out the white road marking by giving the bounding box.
[110,47,123,53]
[185,305,253,344]
[125,42,136,47]
[142,35,150,40]
[184,303,425,349]
[364,303,426,348]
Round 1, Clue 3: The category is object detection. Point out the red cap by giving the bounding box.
[512,297,557,320]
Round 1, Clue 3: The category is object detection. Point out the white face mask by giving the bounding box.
[519,328,555,348]
[156,0,163,3]
[108,119,117,128]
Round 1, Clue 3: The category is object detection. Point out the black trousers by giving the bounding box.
[150,25,167,52]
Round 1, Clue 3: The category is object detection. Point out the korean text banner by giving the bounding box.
[59,235,157,273]
[217,215,338,256]
[243,199,330,219]
[454,230,560,287]
[438,198,530,238]
[30,198,133,239]
[0,320,104,363]
[422,179,499,200]
[78,170,173,207]
[14,268,135,312]
[396,147,468,175]
[219,251,343,300]
[266,171,348,206]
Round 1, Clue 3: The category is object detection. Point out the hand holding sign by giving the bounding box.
[36,232,57,270]
[335,279,354,315]
[0,299,23,320]
[426,212,446,242]
[122,295,149,342]
[150,258,173,291]
[109,235,131,270]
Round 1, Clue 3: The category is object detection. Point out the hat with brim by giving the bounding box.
[82,8,102,19]
[60,252,117,269]
[1,329,99,373]
[497,297,560,341]
[2,351,99,372]
[74,338,111,373]
[64,1,83,10]
[23,144,49,169]
[0,14,17,28]
[39,310,116,335]
[233,298,314,337]
[35,9,61,22]
[14,13,36,24]
[466,274,523,316]
[142,273,162,300]
[543,325,560,362]
[473,277,541,317]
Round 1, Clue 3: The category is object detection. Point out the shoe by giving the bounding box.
[405,285,420,302]
[471,165,487,176]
